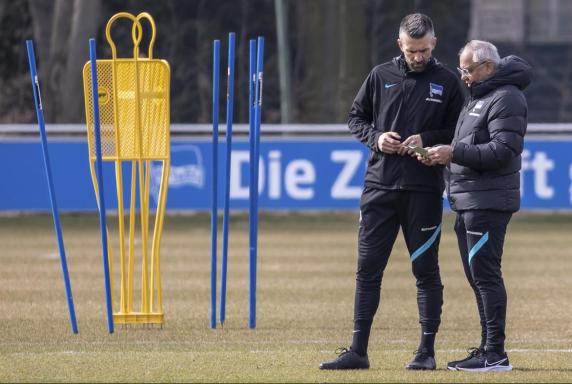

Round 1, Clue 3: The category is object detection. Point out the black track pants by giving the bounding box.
[352,188,444,353]
[454,210,512,353]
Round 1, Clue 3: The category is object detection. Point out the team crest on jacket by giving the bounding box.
[426,83,443,103]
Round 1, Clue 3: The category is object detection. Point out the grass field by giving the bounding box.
[0,212,571,382]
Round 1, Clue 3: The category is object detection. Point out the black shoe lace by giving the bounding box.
[335,347,351,356]
[466,347,483,358]
[413,349,431,357]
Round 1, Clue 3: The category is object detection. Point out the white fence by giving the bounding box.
[1,123,572,136]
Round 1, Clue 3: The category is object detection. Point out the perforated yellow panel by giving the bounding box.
[82,11,170,326]
[82,59,170,161]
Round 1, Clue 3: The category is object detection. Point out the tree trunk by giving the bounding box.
[44,0,73,122]
[336,0,368,121]
[27,0,54,116]
[0,2,6,27]
[294,1,329,122]
[60,0,102,122]
[294,0,368,123]
[321,2,338,121]
[237,0,251,124]
[27,0,53,68]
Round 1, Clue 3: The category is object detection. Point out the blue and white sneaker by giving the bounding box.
[455,350,512,372]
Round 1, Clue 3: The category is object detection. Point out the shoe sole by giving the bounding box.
[456,364,513,372]
[405,366,436,370]
[447,366,458,371]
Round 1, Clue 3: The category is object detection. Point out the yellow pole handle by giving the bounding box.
[105,12,156,59]
[136,12,156,59]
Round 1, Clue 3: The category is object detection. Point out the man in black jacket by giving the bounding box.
[419,40,532,372]
[319,13,463,371]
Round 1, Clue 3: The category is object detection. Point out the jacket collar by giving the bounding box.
[470,55,532,99]
[394,55,438,74]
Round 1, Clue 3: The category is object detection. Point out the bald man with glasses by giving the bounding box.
[457,60,490,77]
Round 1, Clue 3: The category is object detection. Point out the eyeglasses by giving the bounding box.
[457,60,489,77]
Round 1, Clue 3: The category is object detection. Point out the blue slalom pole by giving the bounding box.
[220,32,236,327]
[210,40,220,330]
[26,40,78,335]
[250,36,265,329]
[89,38,114,334]
[248,39,257,329]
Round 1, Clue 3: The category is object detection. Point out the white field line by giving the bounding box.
[5,349,572,356]
[1,338,571,348]
[1,339,571,356]
[315,349,572,354]
[507,349,572,353]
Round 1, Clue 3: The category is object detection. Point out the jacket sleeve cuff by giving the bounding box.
[452,142,465,164]
[420,132,432,147]
[372,131,383,152]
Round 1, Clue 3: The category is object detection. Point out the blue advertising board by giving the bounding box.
[1,137,571,211]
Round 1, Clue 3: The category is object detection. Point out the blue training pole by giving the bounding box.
[26,40,78,335]
[211,40,220,329]
[248,39,257,329]
[89,38,114,334]
[250,36,265,329]
[220,32,236,327]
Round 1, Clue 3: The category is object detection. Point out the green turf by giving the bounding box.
[0,212,571,382]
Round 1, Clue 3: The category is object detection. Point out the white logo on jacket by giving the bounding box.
[469,100,484,116]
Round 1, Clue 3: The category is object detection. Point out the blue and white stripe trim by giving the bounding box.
[410,224,442,262]
[468,232,489,265]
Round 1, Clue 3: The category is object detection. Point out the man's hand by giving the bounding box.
[377,132,402,154]
[399,134,423,156]
[416,145,453,166]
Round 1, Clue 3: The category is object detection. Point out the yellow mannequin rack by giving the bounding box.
[82,12,170,325]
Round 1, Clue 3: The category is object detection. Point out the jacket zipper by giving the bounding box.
[398,72,408,190]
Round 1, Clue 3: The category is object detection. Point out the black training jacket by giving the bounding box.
[447,55,532,213]
[348,56,464,193]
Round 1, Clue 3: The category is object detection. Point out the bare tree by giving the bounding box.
[294,0,331,122]
[27,0,101,123]
[0,3,7,34]
[293,0,368,122]
[194,0,213,123]
[61,0,102,122]
[27,0,54,94]
[45,0,73,121]
[336,0,368,122]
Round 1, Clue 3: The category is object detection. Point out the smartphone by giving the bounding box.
[406,145,428,157]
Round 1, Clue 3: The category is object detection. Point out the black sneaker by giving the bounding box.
[447,347,484,371]
[455,350,512,372]
[405,349,436,370]
[319,347,370,370]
